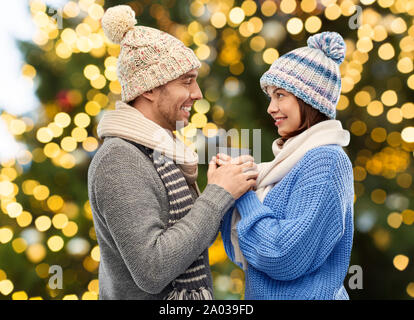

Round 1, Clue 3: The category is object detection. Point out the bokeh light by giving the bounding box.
[0,0,413,301]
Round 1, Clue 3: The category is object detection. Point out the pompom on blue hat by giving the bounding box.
[307,32,346,64]
[260,31,346,119]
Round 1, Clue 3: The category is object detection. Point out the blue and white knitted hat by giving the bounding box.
[260,31,346,119]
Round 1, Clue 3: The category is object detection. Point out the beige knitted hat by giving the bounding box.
[101,5,201,102]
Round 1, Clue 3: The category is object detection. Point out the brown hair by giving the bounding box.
[278,98,330,145]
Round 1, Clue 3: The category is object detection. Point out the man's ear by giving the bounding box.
[141,89,156,102]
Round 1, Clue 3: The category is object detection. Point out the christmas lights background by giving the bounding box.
[0,0,413,300]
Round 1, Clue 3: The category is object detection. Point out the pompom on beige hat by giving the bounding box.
[101,5,201,103]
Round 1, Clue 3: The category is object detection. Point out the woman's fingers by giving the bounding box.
[235,155,254,164]
[244,169,259,180]
[229,155,254,165]
[215,158,228,166]
[216,154,255,166]
[241,161,258,172]
[216,153,230,161]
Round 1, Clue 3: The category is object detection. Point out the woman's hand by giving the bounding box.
[207,157,258,200]
[214,153,258,192]
[215,153,256,170]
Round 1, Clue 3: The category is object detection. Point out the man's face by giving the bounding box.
[154,69,202,131]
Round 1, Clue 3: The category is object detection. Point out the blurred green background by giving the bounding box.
[0,0,413,300]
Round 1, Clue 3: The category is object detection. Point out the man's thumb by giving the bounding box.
[208,156,217,173]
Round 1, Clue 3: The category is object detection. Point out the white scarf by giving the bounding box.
[231,119,351,270]
[97,101,199,184]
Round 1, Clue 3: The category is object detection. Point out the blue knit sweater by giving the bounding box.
[220,145,354,300]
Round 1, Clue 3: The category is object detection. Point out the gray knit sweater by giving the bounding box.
[87,137,235,300]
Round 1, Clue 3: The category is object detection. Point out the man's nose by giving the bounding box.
[191,82,203,100]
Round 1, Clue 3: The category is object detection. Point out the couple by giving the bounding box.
[87,5,354,300]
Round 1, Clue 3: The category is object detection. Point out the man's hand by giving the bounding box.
[214,153,258,192]
[207,157,258,200]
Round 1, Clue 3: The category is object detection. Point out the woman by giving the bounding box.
[218,31,354,300]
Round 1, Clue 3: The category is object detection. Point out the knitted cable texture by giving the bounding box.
[101,5,201,102]
[260,31,346,119]
[220,145,354,300]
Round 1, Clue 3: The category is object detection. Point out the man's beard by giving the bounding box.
[157,87,188,131]
[158,103,182,131]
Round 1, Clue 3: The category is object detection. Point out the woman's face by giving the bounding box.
[266,86,301,136]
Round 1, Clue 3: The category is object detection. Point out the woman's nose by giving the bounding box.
[267,100,278,115]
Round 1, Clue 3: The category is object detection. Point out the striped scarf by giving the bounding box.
[130,141,213,300]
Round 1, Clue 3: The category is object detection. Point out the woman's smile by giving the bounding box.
[274,117,288,126]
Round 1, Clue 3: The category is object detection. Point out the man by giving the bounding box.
[87,5,257,300]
